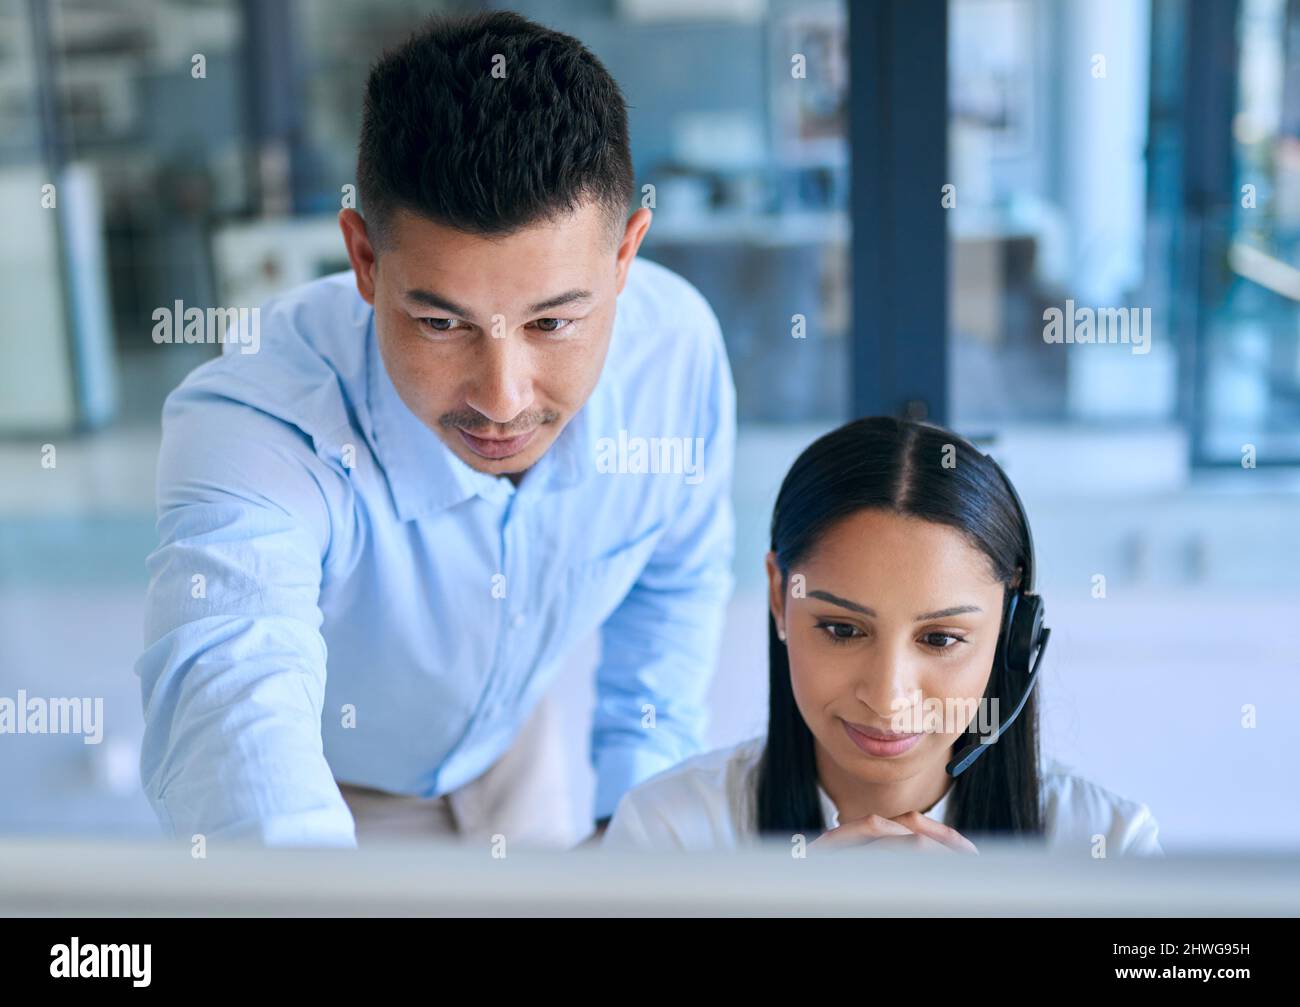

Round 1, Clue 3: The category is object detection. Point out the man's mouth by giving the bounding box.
[457,426,538,460]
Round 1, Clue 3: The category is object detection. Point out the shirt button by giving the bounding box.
[510,613,525,629]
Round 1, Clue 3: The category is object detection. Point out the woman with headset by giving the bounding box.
[603,417,1162,855]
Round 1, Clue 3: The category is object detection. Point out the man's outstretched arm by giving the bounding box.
[589,295,737,823]
[137,386,356,847]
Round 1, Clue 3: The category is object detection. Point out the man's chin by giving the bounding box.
[462,454,532,477]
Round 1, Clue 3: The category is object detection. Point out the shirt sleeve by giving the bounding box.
[600,793,654,849]
[589,294,738,822]
[601,787,690,852]
[1047,770,1166,858]
[1118,803,1165,857]
[135,385,357,847]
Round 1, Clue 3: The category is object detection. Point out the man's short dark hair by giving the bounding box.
[357,11,635,252]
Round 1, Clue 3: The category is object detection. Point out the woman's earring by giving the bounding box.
[777,627,787,642]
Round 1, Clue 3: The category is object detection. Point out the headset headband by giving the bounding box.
[984,452,1035,595]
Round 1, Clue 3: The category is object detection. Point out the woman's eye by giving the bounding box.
[816,621,862,644]
[531,317,572,334]
[921,632,966,650]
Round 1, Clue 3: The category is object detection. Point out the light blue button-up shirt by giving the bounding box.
[135,258,736,846]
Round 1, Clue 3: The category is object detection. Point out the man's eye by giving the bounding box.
[418,317,459,333]
[531,317,571,334]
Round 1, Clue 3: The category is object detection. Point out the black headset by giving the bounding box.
[945,454,1051,779]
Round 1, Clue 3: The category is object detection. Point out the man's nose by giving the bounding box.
[466,332,534,425]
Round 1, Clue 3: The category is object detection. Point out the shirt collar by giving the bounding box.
[364,312,594,522]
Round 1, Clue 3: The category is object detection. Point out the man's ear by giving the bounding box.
[613,207,651,295]
[765,551,786,639]
[339,209,377,305]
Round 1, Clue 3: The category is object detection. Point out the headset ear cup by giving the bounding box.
[1006,593,1045,676]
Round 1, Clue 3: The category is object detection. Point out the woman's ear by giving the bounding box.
[764,551,787,641]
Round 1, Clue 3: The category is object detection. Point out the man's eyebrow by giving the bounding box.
[806,591,982,622]
[527,289,594,313]
[403,288,594,317]
[405,289,473,317]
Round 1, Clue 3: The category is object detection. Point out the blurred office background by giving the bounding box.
[0,0,1295,851]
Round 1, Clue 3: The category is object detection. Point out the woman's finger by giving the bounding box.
[889,811,979,854]
[809,814,918,851]
[869,832,956,854]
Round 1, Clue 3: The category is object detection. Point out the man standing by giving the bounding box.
[136,11,735,848]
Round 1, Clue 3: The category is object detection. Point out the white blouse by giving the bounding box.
[603,735,1163,856]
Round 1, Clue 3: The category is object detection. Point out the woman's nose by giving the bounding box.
[855,644,923,726]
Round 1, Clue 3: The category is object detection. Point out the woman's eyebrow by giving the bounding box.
[807,589,876,616]
[914,605,982,620]
[807,591,982,622]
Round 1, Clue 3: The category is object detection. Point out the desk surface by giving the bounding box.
[1,837,1297,916]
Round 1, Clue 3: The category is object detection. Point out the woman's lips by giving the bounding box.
[457,426,537,460]
[842,719,923,758]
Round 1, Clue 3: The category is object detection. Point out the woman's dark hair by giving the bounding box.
[755,416,1044,841]
[357,11,635,250]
